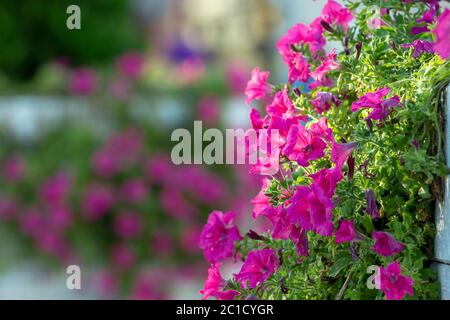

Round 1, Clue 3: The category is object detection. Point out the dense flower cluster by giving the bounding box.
[200,0,449,300]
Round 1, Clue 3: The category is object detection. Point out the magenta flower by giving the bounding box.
[284,51,311,84]
[249,108,266,130]
[276,23,325,57]
[310,117,334,142]
[378,261,414,300]
[308,184,335,236]
[0,196,18,220]
[266,89,307,122]
[117,52,146,79]
[199,211,241,263]
[39,173,71,206]
[48,205,72,231]
[433,9,450,59]
[91,148,120,178]
[310,167,343,198]
[311,91,340,114]
[111,244,135,270]
[145,153,172,184]
[226,62,248,95]
[372,231,404,257]
[119,178,148,203]
[284,124,327,167]
[234,249,279,289]
[335,219,359,244]
[287,186,313,231]
[290,226,309,257]
[321,0,353,31]
[2,155,25,183]
[68,67,98,96]
[197,96,221,125]
[401,40,434,58]
[311,49,340,84]
[245,67,271,105]
[82,184,114,220]
[114,212,143,239]
[251,178,271,219]
[331,141,357,169]
[365,189,380,219]
[351,87,401,121]
[200,262,240,300]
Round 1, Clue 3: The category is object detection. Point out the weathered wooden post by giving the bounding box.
[436,86,450,300]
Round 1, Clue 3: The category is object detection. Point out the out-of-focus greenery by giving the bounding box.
[0,0,143,81]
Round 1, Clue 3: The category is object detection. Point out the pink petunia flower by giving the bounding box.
[365,189,381,219]
[289,226,309,257]
[372,231,404,257]
[200,262,240,300]
[378,261,414,300]
[310,117,334,142]
[331,141,357,169]
[311,92,340,114]
[199,211,241,263]
[234,249,279,289]
[401,39,434,58]
[311,49,340,84]
[39,172,71,206]
[433,8,450,59]
[284,51,311,84]
[245,67,271,105]
[251,178,272,220]
[321,0,353,31]
[283,124,327,167]
[310,167,343,198]
[335,219,359,244]
[351,87,401,121]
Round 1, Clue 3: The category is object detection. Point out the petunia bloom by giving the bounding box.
[284,124,327,167]
[433,8,450,59]
[331,141,357,170]
[372,231,404,257]
[311,92,340,114]
[234,249,279,289]
[245,67,271,105]
[351,87,401,121]
[199,211,241,263]
[335,219,359,244]
[200,262,240,300]
[310,49,340,84]
[365,189,380,219]
[378,261,414,300]
[321,0,353,31]
[68,67,98,96]
[401,39,434,58]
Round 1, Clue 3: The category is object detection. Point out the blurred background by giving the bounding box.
[0,0,329,299]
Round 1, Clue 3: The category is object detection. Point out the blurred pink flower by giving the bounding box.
[68,67,98,96]
[131,276,168,300]
[117,52,146,79]
[108,77,131,101]
[2,155,25,183]
[199,211,241,263]
[151,231,174,257]
[111,244,135,270]
[181,226,202,253]
[48,205,72,231]
[177,57,206,84]
[433,8,450,59]
[39,172,71,206]
[160,188,196,220]
[114,212,143,239]
[145,153,172,184]
[119,178,148,203]
[197,96,221,125]
[82,184,114,220]
[0,196,18,220]
[226,62,249,95]
[245,67,271,105]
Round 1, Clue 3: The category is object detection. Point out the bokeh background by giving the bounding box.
[0,0,329,299]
